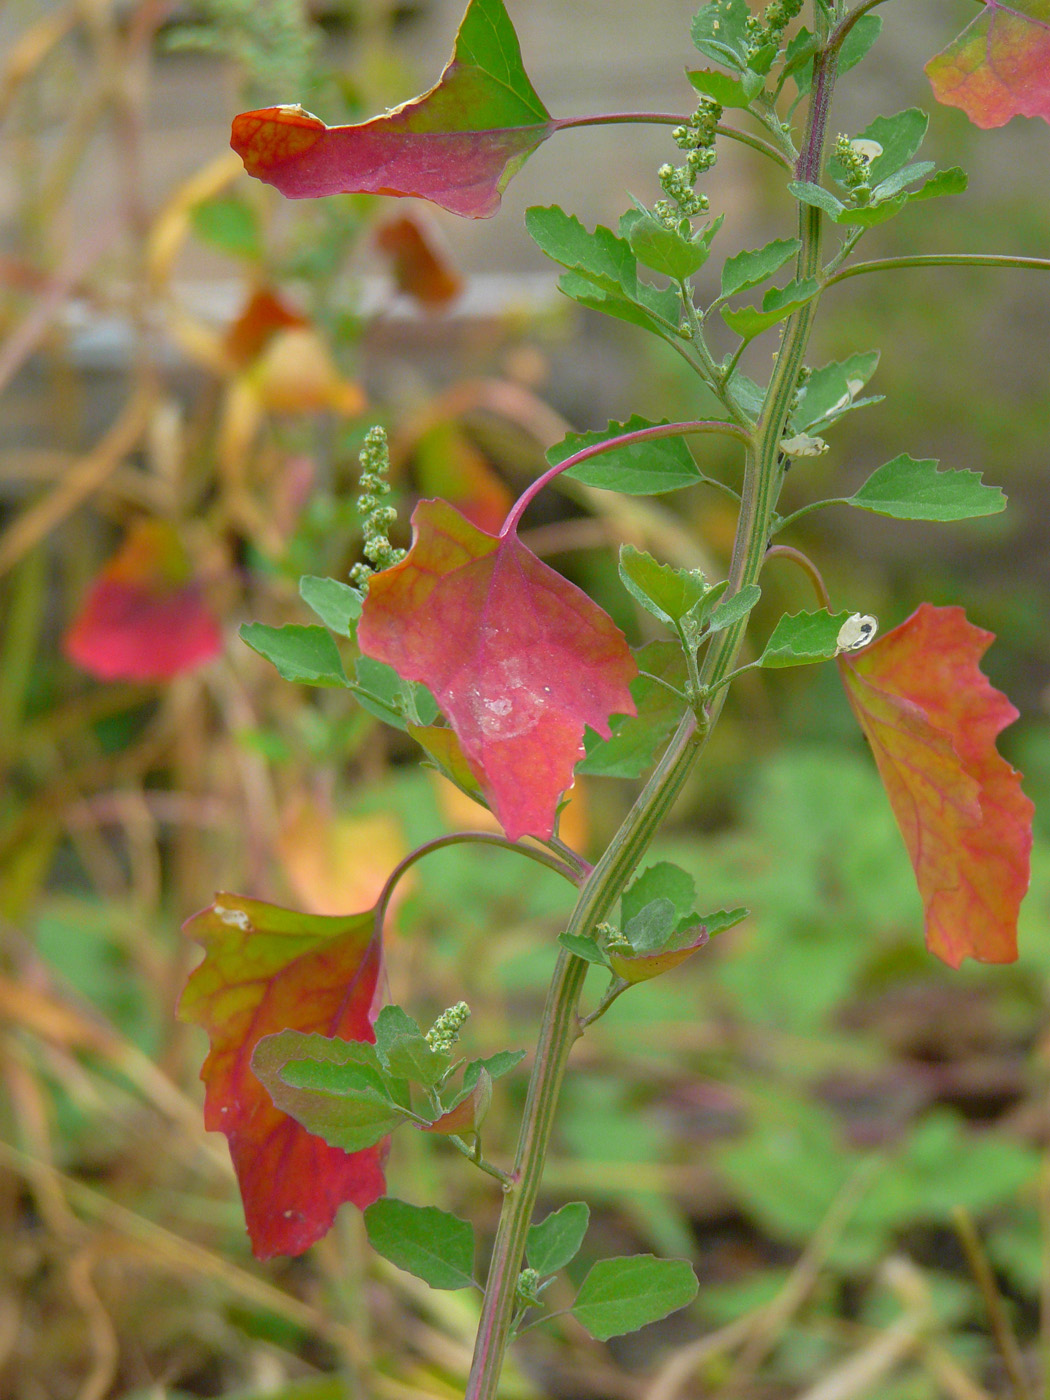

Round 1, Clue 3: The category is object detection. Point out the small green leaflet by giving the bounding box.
[526,205,637,297]
[373,1005,449,1089]
[758,609,853,668]
[363,1199,477,1290]
[572,1255,698,1340]
[240,622,348,687]
[619,546,708,624]
[846,455,1006,521]
[299,575,363,637]
[252,1030,410,1152]
[354,656,440,730]
[721,277,819,341]
[558,931,609,965]
[548,417,701,495]
[462,1049,526,1089]
[558,272,681,339]
[622,209,722,281]
[578,642,686,779]
[623,861,696,928]
[708,583,761,633]
[623,898,678,953]
[789,166,967,229]
[790,351,881,434]
[687,67,763,108]
[720,238,800,300]
[527,1202,590,1277]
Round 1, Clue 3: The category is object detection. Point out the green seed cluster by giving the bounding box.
[835,133,874,191]
[425,1001,471,1055]
[655,98,721,226]
[349,425,405,589]
[747,0,805,54]
[516,1268,541,1304]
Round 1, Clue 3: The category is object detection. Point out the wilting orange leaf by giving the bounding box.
[178,894,386,1258]
[839,604,1032,967]
[376,214,463,309]
[63,519,222,682]
[357,499,636,841]
[224,287,306,367]
[926,0,1050,128]
[231,0,557,218]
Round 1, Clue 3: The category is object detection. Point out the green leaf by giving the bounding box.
[240,622,348,687]
[572,1255,698,1340]
[373,1005,449,1089]
[549,417,701,495]
[720,238,800,299]
[906,165,968,203]
[623,862,697,927]
[618,545,709,625]
[528,1202,590,1276]
[787,181,847,218]
[526,205,638,298]
[758,609,852,668]
[624,210,722,280]
[707,582,761,633]
[794,13,881,95]
[558,273,680,340]
[790,351,881,434]
[687,67,762,108]
[846,454,1006,521]
[299,576,363,637]
[578,642,687,779]
[700,907,750,938]
[363,1199,477,1290]
[190,196,262,260]
[558,932,609,965]
[462,1049,526,1089]
[251,1030,410,1152]
[691,0,753,73]
[624,897,677,953]
[353,656,440,730]
[721,277,819,341]
[870,160,936,202]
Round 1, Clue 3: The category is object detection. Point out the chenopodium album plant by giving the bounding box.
[180,0,1047,1392]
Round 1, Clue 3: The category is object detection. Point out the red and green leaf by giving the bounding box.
[63,519,222,682]
[926,0,1050,129]
[839,604,1033,968]
[231,0,556,218]
[178,894,387,1258]
[356,499,637,841]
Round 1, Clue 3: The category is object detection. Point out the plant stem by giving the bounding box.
[465,30,843,1400]
[551,112,793,169]
[500,419,750,537]
[825,252,1050,288]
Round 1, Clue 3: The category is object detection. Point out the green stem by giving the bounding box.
[826,252,1050,288]
[465,29,844,1400]
[551,112,792,169]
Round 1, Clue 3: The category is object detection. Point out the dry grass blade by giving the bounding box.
[0,388,154,576]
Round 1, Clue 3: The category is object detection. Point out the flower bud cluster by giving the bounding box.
[426,1000,471,1054]
[654,98,721,226]
[834,133,879,192]
[350,425,406,589]
[748,0,804,53]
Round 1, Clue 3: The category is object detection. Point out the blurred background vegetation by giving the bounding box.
[1,1,1048,1397]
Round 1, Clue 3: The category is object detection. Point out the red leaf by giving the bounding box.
[376,214,463,309]
[926,0,1050,128]
[178,894,387,1258]
[839,604,1033,967]
[357,499,636,841]
[230,0,555,218]
[63,520,222,682]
